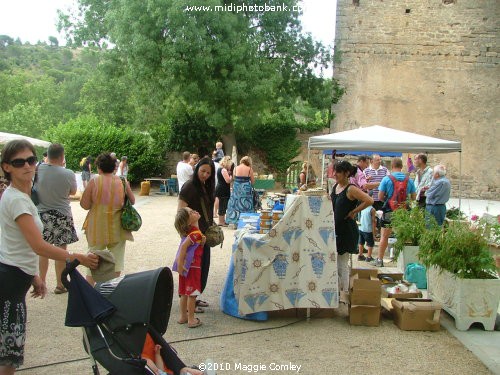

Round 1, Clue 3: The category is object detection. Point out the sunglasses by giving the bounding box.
[8,156,38,168]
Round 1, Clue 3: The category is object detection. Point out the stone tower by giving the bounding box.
[332,0,499,199]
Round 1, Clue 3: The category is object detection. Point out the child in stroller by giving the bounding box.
[62,260,206,375]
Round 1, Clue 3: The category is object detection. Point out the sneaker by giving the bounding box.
[372,258,384,267]
[357,254,366,261]
[365,256,374,262]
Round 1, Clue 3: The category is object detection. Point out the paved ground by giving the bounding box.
[16,190,499,375]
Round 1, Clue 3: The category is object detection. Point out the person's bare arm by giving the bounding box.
[249,167,255,184]
[378,190,386,202]
[16,214,98,269]
[346,187,374,219]
[80,178,94,210]
[222,168,232,183]
[178,199,188,210]
[124,179,135,205]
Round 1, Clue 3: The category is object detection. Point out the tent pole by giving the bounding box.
[306,148,311,186]
[458,151,462,211]
[321,153,325,188]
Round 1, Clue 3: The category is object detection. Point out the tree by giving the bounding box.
[59,0,331,154]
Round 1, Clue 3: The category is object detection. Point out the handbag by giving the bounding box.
[120,178,142,231]
[200,198,224,248]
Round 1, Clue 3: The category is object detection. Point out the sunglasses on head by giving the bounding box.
[9,156,38,168]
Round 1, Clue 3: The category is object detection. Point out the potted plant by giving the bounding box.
[472,214,500,272]
[390,206,428,272]
[419,221,499,331]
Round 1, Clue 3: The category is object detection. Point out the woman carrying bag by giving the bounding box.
[178,156,216,312]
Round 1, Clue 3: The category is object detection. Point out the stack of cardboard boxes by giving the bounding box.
[348,268,442,331]
[349,268,381,326]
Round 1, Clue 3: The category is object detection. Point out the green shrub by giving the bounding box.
[391,207,429,260]
[45,115,168,183]
[419,222,496,279]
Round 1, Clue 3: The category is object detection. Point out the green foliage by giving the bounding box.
[391,207,429,260]
[45,115,167,182]
[418,222,496,279]
[166,111,218,155]
[248,109,301,179]
[446,206,467,220]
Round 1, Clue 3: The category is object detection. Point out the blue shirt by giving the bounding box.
[426,177,451,205]
[359,206,375,233]
[379,172,416,201]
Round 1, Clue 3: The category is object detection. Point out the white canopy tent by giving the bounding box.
[0,132,51,148]
[307,125,462,206]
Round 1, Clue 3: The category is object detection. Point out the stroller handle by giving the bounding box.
[61,259,80,289]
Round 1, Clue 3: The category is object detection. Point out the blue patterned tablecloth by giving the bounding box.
[232,194,339,315]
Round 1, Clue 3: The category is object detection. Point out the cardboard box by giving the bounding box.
[381,297,395,312]
[351,268,379,280]
[381,284,423,299]
[391,299,442,331]
[350,279,382,306]
[349,305,381,326]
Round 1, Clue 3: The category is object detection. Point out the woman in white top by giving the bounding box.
[0,140,98,374]
[117,156,128,179]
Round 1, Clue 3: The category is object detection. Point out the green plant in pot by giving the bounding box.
[419,221,499,330]
[390,206,429,261]
[419,221,496,279]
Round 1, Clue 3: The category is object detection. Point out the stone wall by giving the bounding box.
[332,0,499,199]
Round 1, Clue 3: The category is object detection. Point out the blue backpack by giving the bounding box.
[404,263,427,289]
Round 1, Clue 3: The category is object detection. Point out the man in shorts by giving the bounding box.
[36,143,79,293]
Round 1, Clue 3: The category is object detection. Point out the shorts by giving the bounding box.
[218,196,229,216]
[40,210,79,246]
[81,171,91,181]
[0,263,34,369]
[87,241,126,276]
[358,231,375,247]
[178,267,201,296]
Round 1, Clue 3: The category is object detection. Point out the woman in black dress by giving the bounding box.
[178,156,216,312]
[331,160,373,291]
[215,156,233,226]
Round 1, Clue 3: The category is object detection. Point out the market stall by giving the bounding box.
[223,194,338,317]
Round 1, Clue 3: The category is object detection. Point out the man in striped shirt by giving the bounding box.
[363,154,389,212]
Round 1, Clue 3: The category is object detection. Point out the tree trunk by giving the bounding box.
[221,131,237,162]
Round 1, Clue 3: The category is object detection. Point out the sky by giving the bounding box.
[0,0,336,46]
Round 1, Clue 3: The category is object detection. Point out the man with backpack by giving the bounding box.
[372,158,416,267]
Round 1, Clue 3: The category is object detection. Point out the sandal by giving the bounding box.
[54,286,67,294]
[194,306,205,313]
[188,318,203,328]
[196,299,209,308]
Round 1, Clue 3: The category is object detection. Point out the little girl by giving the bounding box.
[173,207,206,328]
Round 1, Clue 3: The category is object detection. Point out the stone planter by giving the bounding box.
[396,245,420,273]
[427,266,500,331]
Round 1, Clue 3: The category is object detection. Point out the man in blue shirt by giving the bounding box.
[425,165,451,226]
[374,158,416,267]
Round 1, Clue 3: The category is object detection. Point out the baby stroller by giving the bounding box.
[62,260,188,375]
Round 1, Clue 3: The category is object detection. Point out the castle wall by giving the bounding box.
[332,0,499,199]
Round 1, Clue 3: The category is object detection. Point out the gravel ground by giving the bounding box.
[17,191,493,375]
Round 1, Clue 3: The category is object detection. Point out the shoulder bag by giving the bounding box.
[120,177,142,231]
[200,198,224,248]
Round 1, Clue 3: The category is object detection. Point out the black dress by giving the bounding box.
[331,183,359,255]
[179,180,214,292]
[215,168,230,198]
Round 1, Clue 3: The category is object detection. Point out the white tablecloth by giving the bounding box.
[233,194,339,314]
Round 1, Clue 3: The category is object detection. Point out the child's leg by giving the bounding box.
[187,295,197,325]
[366,232,375,258]
[178,295,188,323]
[154,344,167,372]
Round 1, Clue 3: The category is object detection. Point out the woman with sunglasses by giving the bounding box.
[0,139,98,374]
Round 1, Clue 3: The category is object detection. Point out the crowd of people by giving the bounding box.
[0,134,453,373]
[326,153,451,269]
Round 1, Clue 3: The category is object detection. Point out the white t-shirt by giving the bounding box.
[177,161,193,192]
[0,186,44,275]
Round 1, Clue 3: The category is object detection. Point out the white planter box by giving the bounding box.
[396,245,420,273]
[427,266,500,331]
